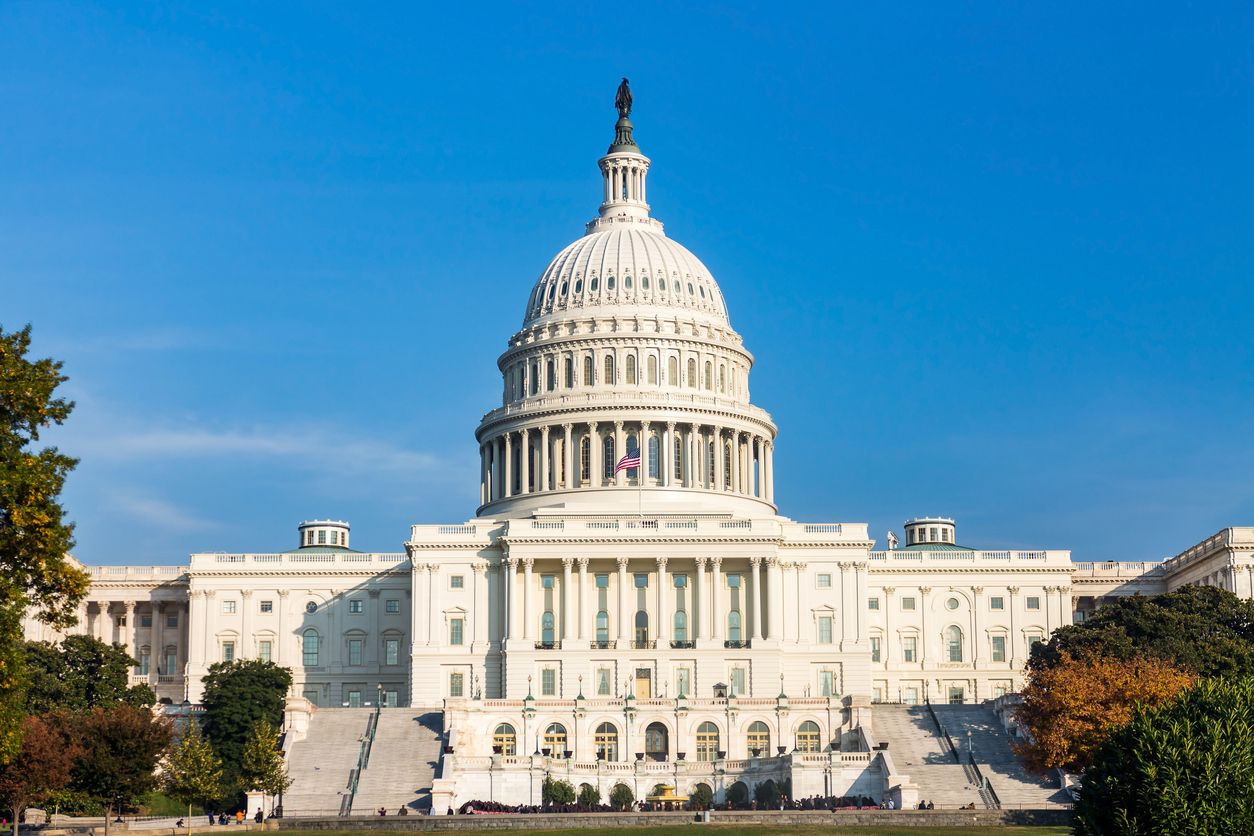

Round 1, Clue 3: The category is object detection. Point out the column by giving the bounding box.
[588,422,600,487]
[124,601,137,651]
[767,558,784,640]
[522,558,534,641]
[750,557,763,641]
[1060,585,1072,628]
[367,590,381,665]
[201,591,216,666]
[561,558,574,642]
[854,562,868,643]
[640,420,651,484]
[480,443,488,504]
[1008,587,1020,666]
[276,591,288,664]
[520,428,531,495]
[414,563,429,645]
[795,561,807,643]
[971,587,983,666]
[694,558,708,640]
[240,591,253,658]
[472,564,488,649]
[730,432,741,494]
[711,557,724,642]
[179,600,191,677]
[577,558,589,641]
[504,433,514,498]
[662,422,674,487]
[713,428,725,490]
[562,424,573,489]
[187,592,205,669]
[150,602,164,683]
[656,557,670,644]
[763,441,774,503]
[838,563,854,646]
[616,556,630,643]
[613,421,625,486]
[540,425,551,491]
[503,559,516,643]
[1044,586,1056,634]
[686,423,698,488]
[882,587,895,665]
[919,587,932,665]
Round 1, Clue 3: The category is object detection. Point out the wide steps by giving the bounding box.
[351,711,444,815]
[872,704,984,809]
[285,708,373,816]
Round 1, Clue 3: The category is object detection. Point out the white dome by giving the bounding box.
[523,226,729,326]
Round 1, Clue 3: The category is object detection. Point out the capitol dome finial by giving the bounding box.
[609,78,638,152]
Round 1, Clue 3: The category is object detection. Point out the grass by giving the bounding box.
[280,827,1070,836]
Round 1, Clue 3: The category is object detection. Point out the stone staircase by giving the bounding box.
[351,711,444,815]
[929,704,1070,808]
[284,708,373,816]
[872,704,985,809]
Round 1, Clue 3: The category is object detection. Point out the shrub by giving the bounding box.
[726,781,748,808]
[608,783,634,811]
[577,783,600,808]
[689,783,713,810]
[754,779,780,808]
[541,777,575,805]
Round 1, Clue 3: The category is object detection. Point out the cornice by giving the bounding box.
[476,402,777,440]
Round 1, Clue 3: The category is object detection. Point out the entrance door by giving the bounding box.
[635,668,652,699]
[947,685,965,704]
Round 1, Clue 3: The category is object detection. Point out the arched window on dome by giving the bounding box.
[575,278,583,294]
[546,359,555,392]
[602,436,615,480]
[560,280,568,296]
[687,358,697,389]
[626,355,637,385]
[687,282,695,295]
[591,277,599,292]
[547,284,555,302]
[648,434,659,479]
[667,357,678,386]
[673,280,681,293]
[565,357,574,389]
[699,285,706,298]
[624,275,633,290]
[583,356,594,386]
[719,364,726,393]
[604,355,615,385]
[529,362,539,396]
[642,275,650,290]
[704,361,713,390]
[647,355,657,384]
[579,436,591,484]
[607,275,616,291]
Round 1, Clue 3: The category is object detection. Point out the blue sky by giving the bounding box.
[3,2,1253,563]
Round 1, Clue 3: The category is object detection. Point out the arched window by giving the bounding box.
[529,362,538,396]
[596,611,609,644]
[642,275,650,289]
[602,435,615,479]
[673,610,687,643]
[719,365,726,392]
[543,723,567,754]
[696,721,720,762]
[634,611,648,644]
[607,275,616,291]
[747,721,770,757]
[707,440,716,486]
[704,360,713,390]
[723,443,732,489]
[728,611,742,642]
[595,722,619,761]
[302,630,319,666]
[583,356,594,386]
[647,434,660,479]
[626,355,637,384]
[574,278,583,294]
[493,723,516,756]
[945,625,964,662]
[673,279,681,293]
[687,358,697,388]
[541,611,555,645]
[565,357,574,388]
[624,275,633,290]
[647,355,657,384]
[796,721,822,753]
[604,355,615,384]
[546,359,555,391]
[579,436,591,483]
[667,357,678,386]
[591,277,599,292]
[673,436,684,481]
[645,722,668,761]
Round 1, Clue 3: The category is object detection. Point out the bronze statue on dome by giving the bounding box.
[615,78,632,118]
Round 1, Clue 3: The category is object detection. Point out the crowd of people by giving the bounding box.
[453,794,903,815]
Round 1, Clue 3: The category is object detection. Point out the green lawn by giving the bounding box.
[281,827,1069,836]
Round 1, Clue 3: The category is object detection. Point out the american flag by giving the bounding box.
[614,450,641,473]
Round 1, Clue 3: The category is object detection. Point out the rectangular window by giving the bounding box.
[903,636,917,663]
[868,597,880,610]
[596,573,609,588]
[449,673,464,697]
[542,575,555,589]
[1026,596,1041,610]
[317,530,326,545]
[385,689,399,708]
[223,600,237,614]
[730,667,746,696]
[386,599,400,614]
[222,641,235,663]
[450,575,465,590]
[673,575,686,588]
[634,573,648,589]
[347,689,361,707]
[259,640,272,663]
[348,599,363,614]
[992,635,1007,662]
[348,639,363,666]
[597,667,611,696]
[385,639,399,665]
[871,636,881,663]
[165,651,177,675]
[138,653,150,675]
[819,670,835,697]
[990,596,1005,611]
[450,618,464,646]
[817,574,832,589]
[676,668,691,697]
[541,668,556,696]
[141,615,152,628]
[166,614,178,628]
[1028,633,1045,648]
[901,597,916,611]
[260,600,273,613]
[818,616,833,644]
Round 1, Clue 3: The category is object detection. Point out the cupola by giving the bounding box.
[903,517,956,547]
[297,519,351,549]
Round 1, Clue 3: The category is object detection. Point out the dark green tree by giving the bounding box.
[1031,586,1254,678]
[200,660,292,786]
[1074,677,1254,835]
[70,705,172,834]
[25,635,155,713]
[608,783,634,811]
[754,779,780,808]
[541,776,575,805]
[576,783,600,808]
[0,325,90,760]
[689,783,713,810]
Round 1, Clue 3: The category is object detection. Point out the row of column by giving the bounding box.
[498,556,800,646]
[80,599,189,686]
[603,160,647,204]
[480,421,774,504]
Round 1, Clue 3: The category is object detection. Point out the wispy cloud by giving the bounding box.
[109,493,220,532]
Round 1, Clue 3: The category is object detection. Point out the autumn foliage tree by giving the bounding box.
[1014,652,1194,774]
[0,714,80,836]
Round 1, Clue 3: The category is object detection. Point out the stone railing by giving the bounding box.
[1161,527,1254,575]
[1069,561,1165,578]
[868,550,1070,565]
[478,390,776,428]
[85,565,187,580]
[462,695,838,712]
[190,552,408,569]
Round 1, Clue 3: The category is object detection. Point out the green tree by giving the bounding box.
[1074,677,1254,835]
[726,781,748,808]
[1032,586,1254,678]
[239,722,291,800]
[689,783,713,810]
[200,660,292,785]
[576,783,599,808]
[161,723,222,836]
[754,779,780,808]
[24,635,155,713]
[0,714,79,836]
[70,705,172,834]
[541,776,575,805]
[0,325,91,761]
[608,783,634,811]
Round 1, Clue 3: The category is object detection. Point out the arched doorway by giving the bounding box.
[645,722,668,761]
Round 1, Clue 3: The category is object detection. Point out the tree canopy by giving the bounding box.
[1075,677,1254,835]
[0,325,90,761]
[239,721,290,798]
[25,635,155,713]
[1014,652,1194,774]
[0,714,79,836]
[1030,586,1254,677]
[162,723,223,822]
[69,705,172,817]
[200,660,292,785]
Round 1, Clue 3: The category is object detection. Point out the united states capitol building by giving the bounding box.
[27,85,1254,813]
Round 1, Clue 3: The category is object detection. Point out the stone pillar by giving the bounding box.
[1008,586,1020,667]
[731,431,741,494]
[480,442,488,505]
[640,420,651,484]
[711,557,724,642]
[882,587,895,665]
[764,440,774,503]
[577,557,589,641]
[276,591,288,664]
[472,564,488,650]
[588,422,600,487]
[854,562,868,643]
[367,589,381,665]
[972,586,984,666]
[694,558,707,640]
[561,558,574,642]
[839,563,855,647]
[562,423,573,489]
[616,556,630,643]
[522,558,534,641]
[613,421,625,486]
[686,423,698,488]
[413,562,429,646]
[150,602,164,683]
[662,422,674,487]
[750,557,764,641]
[767,558,784,640]
[713,428,725,490]
[656,557,670,644]
[919,587,932,665]
[187,592,205,673]
[240,591,253,658]
[123,601,136,653]
[520,428,531,495]
[503,558,517,642]
[504,433,514,498]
